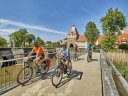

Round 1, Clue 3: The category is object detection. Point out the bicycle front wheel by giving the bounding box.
[17,66,33,85]
[51,67,63,87]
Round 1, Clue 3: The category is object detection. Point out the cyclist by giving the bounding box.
[28,42,45,71]
[87,43,93,60]
[56,41,72,69]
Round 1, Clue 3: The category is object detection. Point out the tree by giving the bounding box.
[84,21,99,44]
[101,8,127,35]
[24,34,35,47]
[11,29,28,47]
[100,8,127,50]
[0,37,7,47]
[101,35,117,50]
[36,37,45,47]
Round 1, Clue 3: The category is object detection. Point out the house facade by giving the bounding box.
[96,30,128,45]
[67,25,87,48]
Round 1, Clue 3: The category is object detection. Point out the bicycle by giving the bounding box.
[51,57,72,87]
[87,49,92,62]
[17,57,50,85]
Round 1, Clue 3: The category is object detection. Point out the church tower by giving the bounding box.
[67,25,79,47]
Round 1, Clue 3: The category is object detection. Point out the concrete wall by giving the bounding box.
[0,47,56,60]
[76,41,87,49]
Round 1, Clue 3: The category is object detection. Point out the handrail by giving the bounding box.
[100,49,120,96]
[101,49,128,96]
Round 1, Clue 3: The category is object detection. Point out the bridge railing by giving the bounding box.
[0,50,57,95]
[0,48,86,95]
[100,49,128,96]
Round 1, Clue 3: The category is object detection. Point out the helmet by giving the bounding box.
[60,40,67,46]
[34,42,39,45]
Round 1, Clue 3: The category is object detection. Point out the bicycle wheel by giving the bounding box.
[51,67,63,87]
[40,64,49,74]
[17,66,33,85]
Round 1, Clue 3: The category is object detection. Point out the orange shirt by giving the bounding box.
[32,46,45,57]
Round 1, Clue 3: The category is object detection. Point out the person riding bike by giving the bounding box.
[28,42,45,71]
[56,41,72,69]
[87,43,93,60]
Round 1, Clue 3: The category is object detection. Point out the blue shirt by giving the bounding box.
[61,48,70,59]
[88,44,92,50]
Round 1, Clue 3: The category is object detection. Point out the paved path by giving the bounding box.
[2,53,102,96]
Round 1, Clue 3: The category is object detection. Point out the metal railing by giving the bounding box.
[0,57,24,95]
[0,48,86,95]
[0,51,57,95]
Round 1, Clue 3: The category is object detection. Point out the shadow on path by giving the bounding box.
[73,58,85,62]
[56,70,83,88]
[22,71,53,86]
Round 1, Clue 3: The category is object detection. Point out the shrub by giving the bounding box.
[118,44,128,50]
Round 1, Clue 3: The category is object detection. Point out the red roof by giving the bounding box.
[67,26,79,35]
[77,35,87,42]
[118,34,128,44]
[97,35,104,45]
[97,34,128,45]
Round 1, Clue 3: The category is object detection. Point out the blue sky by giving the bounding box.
[0,0,128,42]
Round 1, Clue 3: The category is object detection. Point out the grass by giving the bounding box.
[0,64,23,88]
[0,58,57,89]
[106,51,128,82]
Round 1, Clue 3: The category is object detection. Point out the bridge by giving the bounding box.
[0,49,128,96]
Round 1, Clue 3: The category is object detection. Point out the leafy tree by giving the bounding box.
[84,21,99,44]
[101,8,127,50]
[101,35,117,50]
[11,29,28,47]
[51,42,60,48]
[24,34,35,47]
[36,37,45,47]
[45,41,60,48]
[0,37,7,47]
[101,8,127,35]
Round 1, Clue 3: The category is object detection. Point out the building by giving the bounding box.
[96,30,128,45]
[67,25,87,48]
[95,35,104,45]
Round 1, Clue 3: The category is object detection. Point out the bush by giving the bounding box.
[118,44,128,50]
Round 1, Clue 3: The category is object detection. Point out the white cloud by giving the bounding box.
[80,7,94,16]
[0,18,66,35]
[0,29,17,33]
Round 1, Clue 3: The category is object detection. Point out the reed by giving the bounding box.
[106,51,128,81]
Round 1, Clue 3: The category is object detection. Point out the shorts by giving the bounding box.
[37,54,45,61]
[63,56,71,63]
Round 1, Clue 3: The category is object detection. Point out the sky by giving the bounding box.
[0,0,128,42]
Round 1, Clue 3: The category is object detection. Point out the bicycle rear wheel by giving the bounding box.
[17,66,33,85]
[40,63,49,74]
[51,67,63,87]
